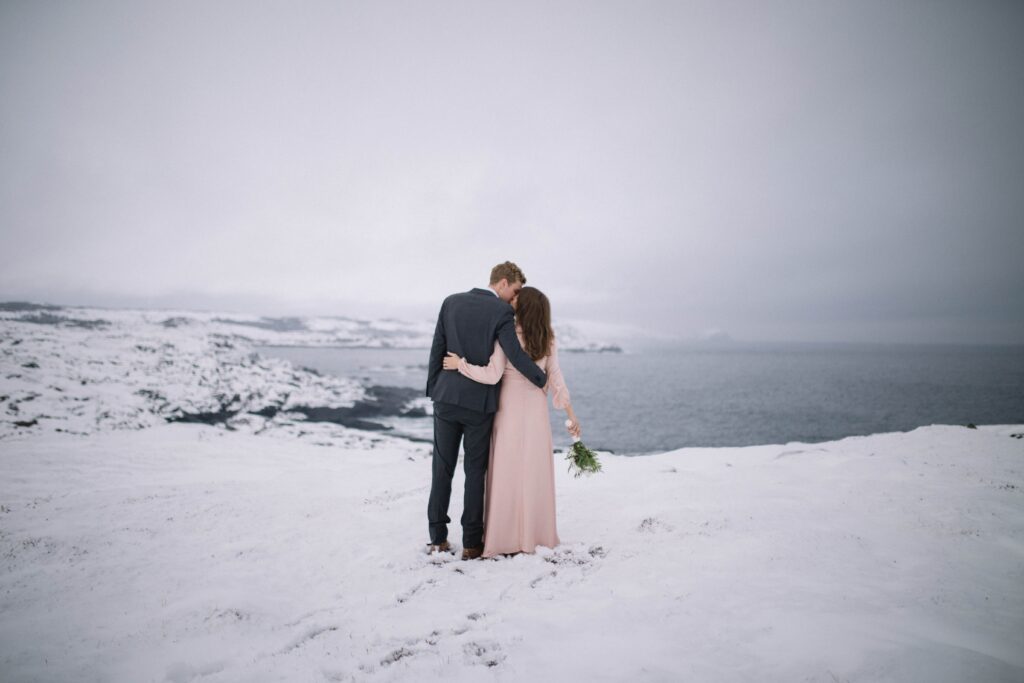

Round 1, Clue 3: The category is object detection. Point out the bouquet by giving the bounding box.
[564,419,602,478]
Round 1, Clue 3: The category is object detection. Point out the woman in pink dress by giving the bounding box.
[442,287,581,558]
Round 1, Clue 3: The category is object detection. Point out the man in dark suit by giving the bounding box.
[425,261,548,559]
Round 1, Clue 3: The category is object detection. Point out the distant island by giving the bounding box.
[0,301,624,354]
[561,344,623,354]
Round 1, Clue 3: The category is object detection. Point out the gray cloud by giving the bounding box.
[2,1,1022,343]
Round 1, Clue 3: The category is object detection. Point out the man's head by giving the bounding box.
[489,261,526,303]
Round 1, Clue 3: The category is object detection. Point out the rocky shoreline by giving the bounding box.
[0,303,430,447]
[167,384,427,437]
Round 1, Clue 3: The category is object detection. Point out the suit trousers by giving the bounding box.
[427,401,495,547]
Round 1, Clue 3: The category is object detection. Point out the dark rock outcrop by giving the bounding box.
[167,384,423,435]
[16,313,109,329]
[213,317,308,333]
[0,302,62,312]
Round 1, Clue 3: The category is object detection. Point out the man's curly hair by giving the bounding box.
[489,261,526,286]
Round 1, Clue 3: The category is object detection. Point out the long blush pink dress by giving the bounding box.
[457,331,571,558]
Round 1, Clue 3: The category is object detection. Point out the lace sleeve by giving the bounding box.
[457,340,506,385]
[544,339,571,409]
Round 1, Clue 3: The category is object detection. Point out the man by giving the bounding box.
[425,261,548,560]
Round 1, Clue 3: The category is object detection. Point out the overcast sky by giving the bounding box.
[1,1,1022,343]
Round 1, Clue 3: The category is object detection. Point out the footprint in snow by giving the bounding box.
[638,516,674,533]
[463,640,505,668]
[529,570,557,588]
[365,616,489,673]
[277,624,339,655]
[395,578,438,605]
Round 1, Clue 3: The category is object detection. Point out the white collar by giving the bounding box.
[486,287,499,297]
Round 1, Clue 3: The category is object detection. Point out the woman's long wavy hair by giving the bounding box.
[515,286,554,361]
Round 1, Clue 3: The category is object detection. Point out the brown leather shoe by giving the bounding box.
[461,545,484,561]
[427,540,453,555]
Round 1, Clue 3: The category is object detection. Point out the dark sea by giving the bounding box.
[260,343,1024,455]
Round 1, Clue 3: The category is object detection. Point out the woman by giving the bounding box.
[442,286,580,558]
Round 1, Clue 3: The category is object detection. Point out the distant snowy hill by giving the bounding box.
[0,303,429,444]
[0,302,621,352]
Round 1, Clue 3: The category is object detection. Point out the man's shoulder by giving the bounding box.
[445,289,510,314]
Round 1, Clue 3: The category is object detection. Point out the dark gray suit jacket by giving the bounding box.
[426,288,547,413]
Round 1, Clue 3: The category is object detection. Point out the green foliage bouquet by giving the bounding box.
[564,420,602,478]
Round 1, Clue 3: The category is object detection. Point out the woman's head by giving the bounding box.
[515,286,554,361]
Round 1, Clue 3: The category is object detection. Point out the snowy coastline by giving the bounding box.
[1,306,1023,681]
[0,303,438,445]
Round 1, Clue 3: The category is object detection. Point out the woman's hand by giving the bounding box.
[442,352,462,371]
[565,410,582,439]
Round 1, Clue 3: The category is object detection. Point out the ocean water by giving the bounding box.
[260,343,1024,455]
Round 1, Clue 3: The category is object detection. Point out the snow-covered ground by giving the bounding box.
[2,424,1022,682]
[2,306,1023,681]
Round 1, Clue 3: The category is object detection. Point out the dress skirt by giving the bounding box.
[482,370,560,557]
